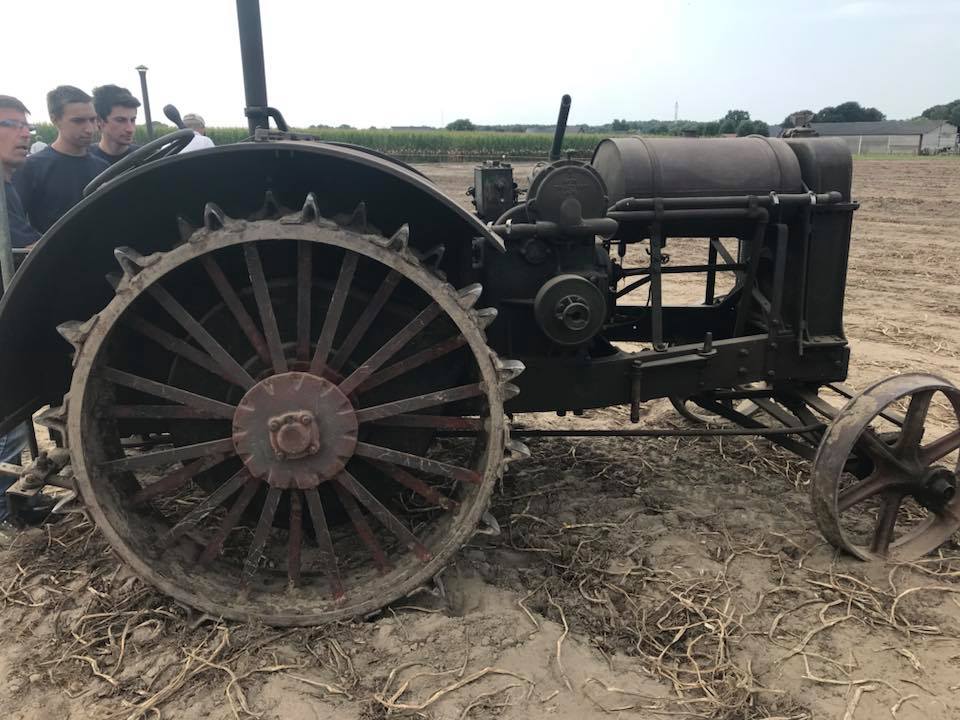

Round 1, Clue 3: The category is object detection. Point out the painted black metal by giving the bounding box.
[236,0,270,135]
[0,142,504,426]
[548,95,572,162]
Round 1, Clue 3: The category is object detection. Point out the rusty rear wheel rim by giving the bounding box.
[63,196,525,625]
[810,373,960,562]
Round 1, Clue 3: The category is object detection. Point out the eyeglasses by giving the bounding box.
[0,119,36,132]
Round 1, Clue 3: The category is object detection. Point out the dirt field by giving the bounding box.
[2,157,959,720]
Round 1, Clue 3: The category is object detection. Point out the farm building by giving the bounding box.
[769,120,958,155]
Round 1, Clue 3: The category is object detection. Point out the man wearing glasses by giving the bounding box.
[12,86,107,234]
[0,95,40,532]
[0,96,40,250]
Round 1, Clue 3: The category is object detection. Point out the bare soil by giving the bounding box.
[2,158,960,720]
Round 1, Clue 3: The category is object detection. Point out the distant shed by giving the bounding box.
[770,120,958,155]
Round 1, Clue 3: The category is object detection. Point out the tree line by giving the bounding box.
[440,99,960,137]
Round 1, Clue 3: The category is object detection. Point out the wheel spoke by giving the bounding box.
[895,390,934,456]
[310,250,359,374]
[870,493,903,555]
[920,428,960,465]
[369,460,459,510]
[201,254,271,366]
[354,441,481,484]
[296,241,312,362]
[369,415,483,431]
[103,437,236,472]
[288,490,304,588]
[357,335,468,393]
[243,243,288,375]
[333,482,391,573]
[336,470,431,560]
[163,468,251,545]
[131,453,230,506]
[303,488,344,600]
[197,476,261,565]
[355,383,484,424]
[148,284,256,389]
[101,367,236,418]
[121,312,227,380]
[339,302,444,396]
[328,270,402,372]
[242,486,283,585]
[837,470,899,512]
[103,405,232,420]
[856,428,912,475]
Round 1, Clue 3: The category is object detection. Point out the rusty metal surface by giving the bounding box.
[810,373,960,561]
[62,206,517,625]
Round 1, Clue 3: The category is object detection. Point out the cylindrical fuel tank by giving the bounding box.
[591,136,804,203]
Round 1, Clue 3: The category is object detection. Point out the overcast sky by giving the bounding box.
[7,0,959,129]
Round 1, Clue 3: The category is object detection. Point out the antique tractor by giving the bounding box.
[1,0,958,625]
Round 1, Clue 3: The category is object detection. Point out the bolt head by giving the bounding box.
[276,451,287,461]
[299,413,313,425]
[308,442,319,454]
[269,419,281,431]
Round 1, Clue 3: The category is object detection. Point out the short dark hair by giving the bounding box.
[47,85,93,120]
[92,84,141,120]
[0,96,30,115]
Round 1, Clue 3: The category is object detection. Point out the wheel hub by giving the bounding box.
[233,372,358,489]
[918,466,957,511]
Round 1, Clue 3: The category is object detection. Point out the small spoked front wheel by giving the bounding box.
[811,373,960,561]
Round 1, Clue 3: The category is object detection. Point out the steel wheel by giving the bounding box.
[811,373,960,561]
[59,195,526,625]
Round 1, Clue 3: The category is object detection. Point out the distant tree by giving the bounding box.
[446,118,475,131]
[611,118,630,131]
[751,120,770,137]
[813,101,885,123]
[781,109,814,127]
[337,123,354,130]
[652,123,670,135]
[723,109,751,125]
[922,99,960,128]
[702,121,720,137]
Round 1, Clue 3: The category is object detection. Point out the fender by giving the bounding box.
[0,141,503,428]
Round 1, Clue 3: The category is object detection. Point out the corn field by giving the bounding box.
[32,124,614,160]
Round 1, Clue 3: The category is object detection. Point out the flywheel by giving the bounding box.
[57,193,527,625]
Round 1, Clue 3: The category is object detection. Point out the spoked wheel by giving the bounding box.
[811,373,960,561]
[60,195,526,625]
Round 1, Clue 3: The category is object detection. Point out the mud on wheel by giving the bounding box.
[58,195,526,625]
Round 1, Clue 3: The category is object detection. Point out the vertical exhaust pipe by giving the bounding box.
[549,94,572,162]
[236,0,269,135]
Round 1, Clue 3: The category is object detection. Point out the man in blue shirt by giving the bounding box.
[90,84,141,166]
[13,86,107,234]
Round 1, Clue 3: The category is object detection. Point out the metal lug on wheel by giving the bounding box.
[494,357,525,382]
[501,382,520,401]
[176,216,196,243]
[105,272,122,291]
[261,190,281,218]
[203,202,226,230]
[473,307,498,329]
[456,283,483,310]
[419,244,445,272]
[504,439,530,463]
[114,246,161,278]
[384,223,409,252]
[474,511,501,536]
[346,201,367,231]
[300,192,320,223]
[56,317,99,352]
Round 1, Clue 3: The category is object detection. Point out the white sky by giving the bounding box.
[6,0,959,129]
